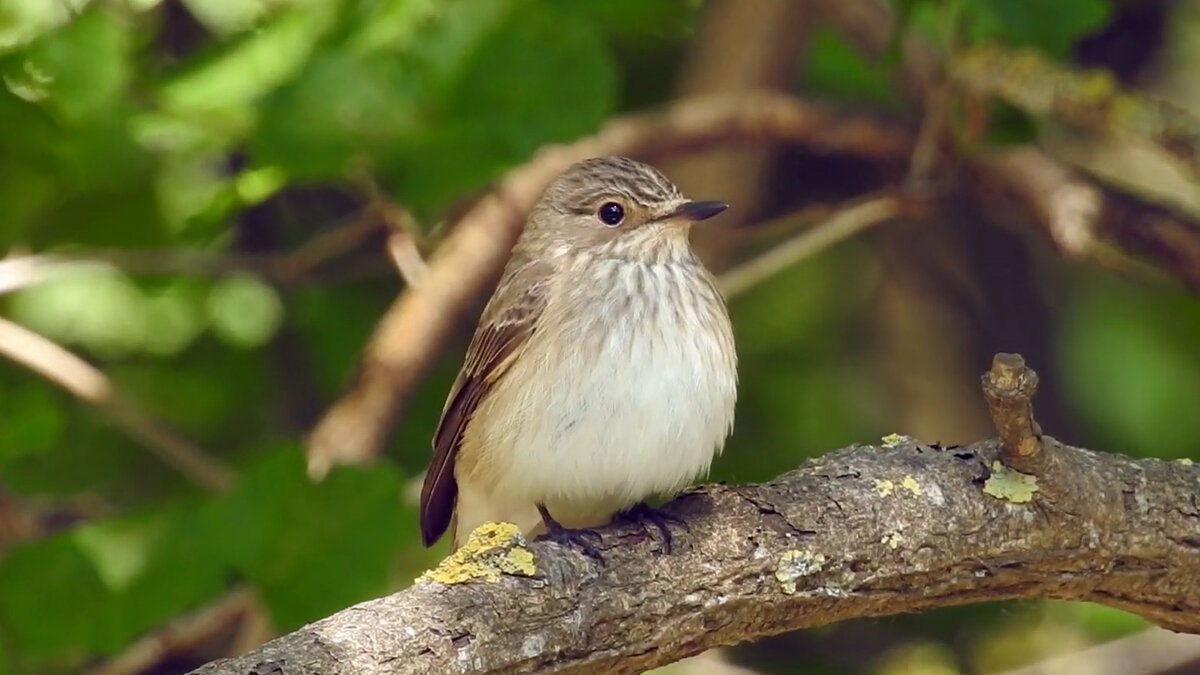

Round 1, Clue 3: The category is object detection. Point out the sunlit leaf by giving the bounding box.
[160,5,337,136]
[9,264,150,358]
[206,274,283,348]
[1,5,130,123]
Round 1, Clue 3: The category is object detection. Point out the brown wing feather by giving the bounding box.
[419,269,548,546]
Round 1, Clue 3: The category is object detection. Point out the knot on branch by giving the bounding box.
[981,353,1046,474]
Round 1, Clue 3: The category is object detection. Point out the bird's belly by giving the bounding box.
[468,307,736,521]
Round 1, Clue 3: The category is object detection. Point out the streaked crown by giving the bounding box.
[538,156,684,215]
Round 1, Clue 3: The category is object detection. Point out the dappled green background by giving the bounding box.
[1,0,1197,673]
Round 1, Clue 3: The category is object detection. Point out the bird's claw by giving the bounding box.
[537,504,605,564]
[616,502,687,554]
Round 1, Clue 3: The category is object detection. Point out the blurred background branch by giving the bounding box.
[0,317,234,492]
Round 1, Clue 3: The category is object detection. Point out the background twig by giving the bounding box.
[717,195,905,298]
[0,318,235,492]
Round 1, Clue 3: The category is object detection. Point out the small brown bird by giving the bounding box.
[419,156,737,551]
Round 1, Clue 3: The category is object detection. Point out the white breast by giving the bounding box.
[465,257,737,526]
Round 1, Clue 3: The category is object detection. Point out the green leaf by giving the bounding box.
[159,5,337,136]
[967,0,1111,56]
[206,274,284,348]
[0,382,65,464]
[214,446,410,629]
[391,0,616,213]
[0,503,233,666]
[250,48,424,178]
[9,264,151,358]
[802,27,899,108]
[1059,280,1200,458]
[1,5,130,123]
[254,0,616,216]
[0,0,84,50]
[0,99,56,243]
[72,515,165,592]
[1050,601,1147,641]
[100,503,233,654]
[0,6,156,247]
[0,534,110,659]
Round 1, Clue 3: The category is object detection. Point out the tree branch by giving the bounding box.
[969,146,1200,287]
[951,47,1200,186]
[816,0,1200,286]
[0,204,391,293]
[192,436,1200,675]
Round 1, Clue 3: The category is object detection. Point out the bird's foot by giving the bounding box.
[537,504,605,564]
[616,502,687,554]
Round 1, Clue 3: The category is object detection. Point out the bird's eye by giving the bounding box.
[597,202,625,227]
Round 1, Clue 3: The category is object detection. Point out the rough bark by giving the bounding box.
[192,437,1200,675]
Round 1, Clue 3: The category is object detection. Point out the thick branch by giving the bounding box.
[193,438,1200,675]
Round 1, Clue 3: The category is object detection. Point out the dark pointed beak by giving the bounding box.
[666,200,729,222]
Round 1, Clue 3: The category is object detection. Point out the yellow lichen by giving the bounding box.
[775,550,826,595]
[1176,458,1194,466]
[874,479,895,497]
[418,522,537,585]
[876,476,922,498]
[982,461,1038,504]
[881,531,904,549]
[881,433,910,448]
[900,475,923,497]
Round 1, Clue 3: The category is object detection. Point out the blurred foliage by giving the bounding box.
[0,0,1194,674]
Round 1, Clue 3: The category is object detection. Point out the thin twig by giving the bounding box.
[0,205,393,294]
[272,206,389,284]
[717,196,904,299]
[0,318,235,492]
[382,206,429,288]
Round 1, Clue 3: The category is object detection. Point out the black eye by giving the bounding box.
[598,202,625,226]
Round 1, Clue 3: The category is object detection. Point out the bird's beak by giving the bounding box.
[662,200,729,222]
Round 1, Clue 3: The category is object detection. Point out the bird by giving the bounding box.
[419,156,737,552]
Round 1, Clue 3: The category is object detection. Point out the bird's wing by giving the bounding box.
[419,265,550,546]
